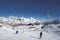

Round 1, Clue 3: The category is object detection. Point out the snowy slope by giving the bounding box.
[0,16,60,40]
[0,28,60,40]
[0,24,60,40]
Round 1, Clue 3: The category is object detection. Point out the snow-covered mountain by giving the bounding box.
[0,16,41,26]
[43,18,60,25]
[52,18,60,24]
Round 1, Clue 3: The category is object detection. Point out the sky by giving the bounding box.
[0,0,60,20]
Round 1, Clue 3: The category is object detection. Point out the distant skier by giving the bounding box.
[39,31,42,39]
[16,30,19,34]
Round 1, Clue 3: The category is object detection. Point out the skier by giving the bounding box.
[16,30,19,34]
[39,31,42,39]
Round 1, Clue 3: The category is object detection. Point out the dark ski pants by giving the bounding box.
[39,32,42,39]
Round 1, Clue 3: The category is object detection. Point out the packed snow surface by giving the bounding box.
[0,25,60,40]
